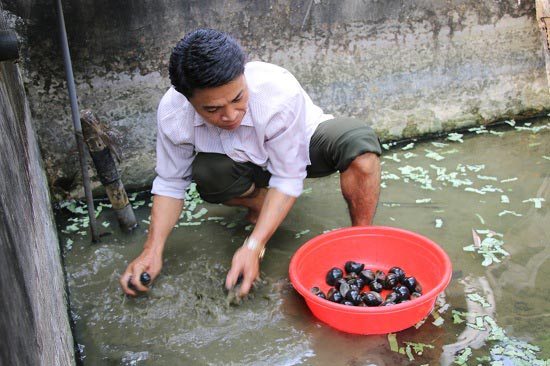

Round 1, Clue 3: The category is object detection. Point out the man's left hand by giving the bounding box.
[225,244,262,297]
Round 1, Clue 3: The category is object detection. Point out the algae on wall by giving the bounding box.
[3,0,549,199]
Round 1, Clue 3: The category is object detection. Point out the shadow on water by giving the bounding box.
[57,118,550,365]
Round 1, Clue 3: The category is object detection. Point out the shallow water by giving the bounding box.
[58,118,549,365]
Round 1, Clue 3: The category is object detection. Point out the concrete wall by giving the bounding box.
[0,6,76,365]
[3,0,549,200]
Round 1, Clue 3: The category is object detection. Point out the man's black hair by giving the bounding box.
[169,28,247,99]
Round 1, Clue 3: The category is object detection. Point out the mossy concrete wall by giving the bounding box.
[0,5,76,365]
[3,0,549,199]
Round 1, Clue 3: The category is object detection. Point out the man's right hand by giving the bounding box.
[119,195,185,296]
[120,248,163,296]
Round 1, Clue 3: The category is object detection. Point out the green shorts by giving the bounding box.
[192,117,381,203]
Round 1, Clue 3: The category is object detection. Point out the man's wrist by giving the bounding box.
[243,237,266,260]
[143,240,165,255]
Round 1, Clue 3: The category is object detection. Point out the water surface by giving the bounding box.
[58,118,549,365]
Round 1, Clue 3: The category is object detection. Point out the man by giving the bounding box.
[120,28,382,297]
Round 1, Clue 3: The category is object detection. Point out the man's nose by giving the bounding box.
[221,107,238,121]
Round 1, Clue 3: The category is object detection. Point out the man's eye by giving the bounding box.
[204,108,218,113]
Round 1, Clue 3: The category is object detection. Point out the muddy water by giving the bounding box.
[58,119,549,365]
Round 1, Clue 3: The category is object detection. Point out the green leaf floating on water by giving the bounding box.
[61,201,87,215]
[384,153,402,162]
[382,171,400,180]
[191,207,208,219]
[207,217,225,221]
[388,333,399,352]
[466,315,487,330]
[387,333,434,361]
[132,200,146,209]
[500,177,518,183]
[450,303,549,365]
[514,123,550,133]
[398,165,435,190]
[464,230,509,267]
[432,312,445,326]
[446,132,464,143]
[64,223,80,232]
[477,175,498,181]
[404,341,434,358]
[522,198,545,209]
[295,229,310,239]
[415,198,432,203]
[475,213,485,224]
[452,310,468,324]
[467,293,492,308]
[425,149,445,161]
[94,205,103,218]
[465,185,503,195]
[498,210,522,217]
[429,164,473,188]
[454,347,472,365]
[466,164,485,172]
[180,222,201,226]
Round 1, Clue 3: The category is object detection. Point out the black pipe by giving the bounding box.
[54,0,100,242]
[0,30,19,62]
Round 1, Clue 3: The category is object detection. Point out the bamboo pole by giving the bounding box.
[80,110,138,232]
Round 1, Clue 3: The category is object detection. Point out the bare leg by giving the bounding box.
[224,184,268,224]
[339,152,381,226]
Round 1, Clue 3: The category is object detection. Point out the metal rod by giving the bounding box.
[55,0,100,242]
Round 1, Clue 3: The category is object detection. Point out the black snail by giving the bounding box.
[311,263,423,307]
[127,271,152,291]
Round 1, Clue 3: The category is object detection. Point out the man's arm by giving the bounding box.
[225,187,296,296]
[120,194,184,296]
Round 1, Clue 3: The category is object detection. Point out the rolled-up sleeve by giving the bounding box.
[151,99,195,199]
[264,91,309,197]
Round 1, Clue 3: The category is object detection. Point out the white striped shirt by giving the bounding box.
[151,61,333,199]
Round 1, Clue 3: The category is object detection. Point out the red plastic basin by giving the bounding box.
[289,226,452,334]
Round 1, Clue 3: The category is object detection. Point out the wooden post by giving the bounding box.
[81,109,138,232]
[536,0,550,93]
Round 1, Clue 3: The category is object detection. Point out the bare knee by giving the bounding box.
[345,152,381,177]
[340,152,381,198]
[340,152,381,226]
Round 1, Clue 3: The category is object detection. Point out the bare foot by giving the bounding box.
[224,187,268,224]
[246,209,260,224]
[245,187,268,223]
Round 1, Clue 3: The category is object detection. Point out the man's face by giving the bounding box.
[188,75,248,130]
